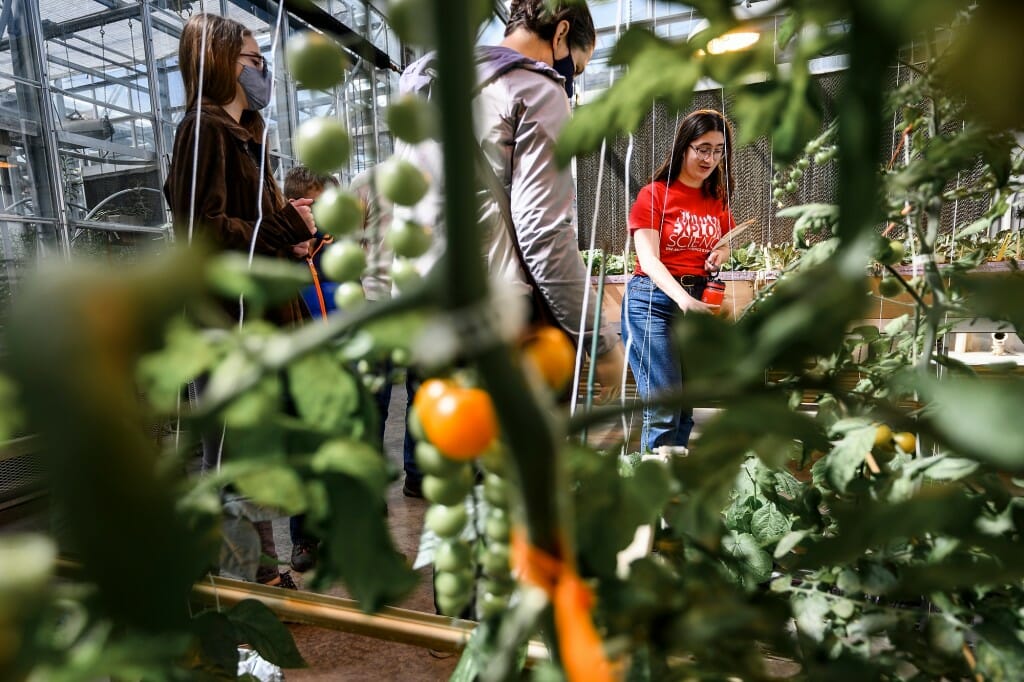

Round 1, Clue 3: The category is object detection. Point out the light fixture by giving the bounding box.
[705,31,761,55]
[688,1,780,55]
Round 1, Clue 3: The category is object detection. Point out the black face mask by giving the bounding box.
[553,52,576,98]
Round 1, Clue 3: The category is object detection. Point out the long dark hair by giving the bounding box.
[505,0,596,51]
[180,13,250,111]
[652,109,734,200]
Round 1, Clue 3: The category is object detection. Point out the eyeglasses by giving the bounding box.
[238,52,266,70]
[689,145,725,160]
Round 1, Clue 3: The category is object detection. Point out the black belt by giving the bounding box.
[677,274,707,286]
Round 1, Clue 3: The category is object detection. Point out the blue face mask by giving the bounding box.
[553,52,575,99]
[238,64,273,111]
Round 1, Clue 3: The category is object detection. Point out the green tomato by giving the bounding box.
[312,187,363,236]
[407,404,426,442]
[480,542,510,576]
[926,616,964,657]
[375,158,429,206]
[386,0,435,47]
[386,95,437,144]
[320,240,366,282]
[295,117,350,173]
[422,467,474,506]
[434,539,472,573]
[483,472,508,507]
[287,32,348,90]
[784,181,798,193]
[796,157,810,169]
[414,441,464,477]
[425,503,468,538]
[878,276,903,298]
[480,576,515,598]
[479,444,505,474]
[478,591,510,620]
[390,257,422,292]
[436,592,471,618]
[434,569,474,599]
[790,168,803,181]
[887,240,906,264]
[386,220,432,259]
[485,509,510,542]
[333,281,365,310]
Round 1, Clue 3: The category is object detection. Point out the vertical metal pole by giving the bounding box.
[25,0,72,259]
[140,0,170,183]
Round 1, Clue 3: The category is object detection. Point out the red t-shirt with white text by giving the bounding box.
[628,179,735,277]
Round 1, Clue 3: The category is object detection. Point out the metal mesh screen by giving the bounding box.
[576,69,992,254]
[0,452,44,504]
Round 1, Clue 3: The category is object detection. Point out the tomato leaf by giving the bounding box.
[287,351,361,433]
[233,465,307,516]
[721,531,773,587]
[818,421,875,493]
[792,592,830,642]
[895,371,1024,471]
[311,439,392,497]
[137,319,218,412]
[310,473,417,610]
[226,599,306,668]
[750,502,792,546]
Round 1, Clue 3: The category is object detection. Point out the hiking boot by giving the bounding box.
[290,542,318,573]
[403,477,424,499]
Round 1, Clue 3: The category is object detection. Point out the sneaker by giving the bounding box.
[260,571,298,590]
[290,542,318,573]
[403,478,424,498]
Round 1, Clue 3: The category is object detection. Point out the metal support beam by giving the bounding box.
[192,576,550,664]
[56,131,156,162]
[277,0,399,72]
[47,54,150,93]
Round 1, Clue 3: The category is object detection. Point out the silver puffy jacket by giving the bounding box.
[395,46,618,356]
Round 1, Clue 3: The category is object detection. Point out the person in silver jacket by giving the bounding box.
[393,0,625,402]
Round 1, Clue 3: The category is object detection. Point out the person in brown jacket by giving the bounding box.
[164,12,316,327]
[164,13,317,589]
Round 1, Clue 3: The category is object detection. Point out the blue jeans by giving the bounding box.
[622,275,705,452]
[373,368,421,485]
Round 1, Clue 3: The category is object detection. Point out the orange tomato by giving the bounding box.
[413,378,454,412]
[419,386,498,460]
[893,432,917,453]
[522,326,575,391]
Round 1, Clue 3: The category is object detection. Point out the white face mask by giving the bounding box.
[238,63,273,110]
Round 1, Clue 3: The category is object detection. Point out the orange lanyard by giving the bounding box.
[305,235,333,321]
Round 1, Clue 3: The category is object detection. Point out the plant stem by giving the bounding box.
[428,0,563,558]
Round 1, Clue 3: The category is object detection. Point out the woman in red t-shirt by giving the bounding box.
[622,109,736,451]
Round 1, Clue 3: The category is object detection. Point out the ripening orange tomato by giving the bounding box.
[419,386,498,460]
[522,326,575,391]
[413,378,454,412]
